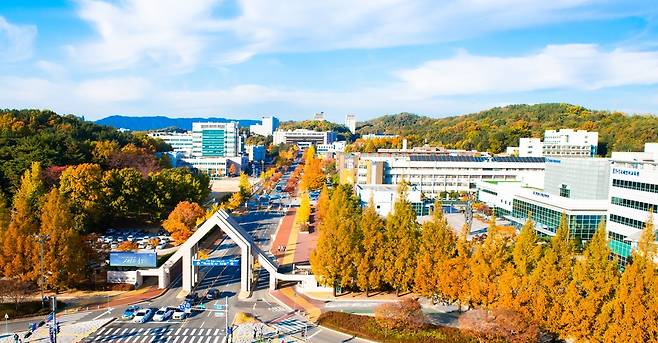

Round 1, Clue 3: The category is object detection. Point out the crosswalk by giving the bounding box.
[83,326,225,343]
[270,317,309,335]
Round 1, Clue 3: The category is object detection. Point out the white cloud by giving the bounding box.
[0,16,37,62]
[75,77,152,102]
[70,0,651,69]
[395,44,658,96]
[71,0,220,70]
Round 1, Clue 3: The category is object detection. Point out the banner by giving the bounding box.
[109,251,157,268]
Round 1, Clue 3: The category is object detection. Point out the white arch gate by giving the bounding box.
[144,209,316,298]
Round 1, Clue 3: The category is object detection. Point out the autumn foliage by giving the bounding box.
[116,241,139,251]
[162,201,205,244]
[374,298,425,330]
[310,178,658,341]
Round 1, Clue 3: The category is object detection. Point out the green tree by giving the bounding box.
[356,199,386,296]
[148,168,210,220]
[560,220,619,341]
[383,182,419,296]
[101,168,146,220]
[0,191,9,230]
[58,163,104,231]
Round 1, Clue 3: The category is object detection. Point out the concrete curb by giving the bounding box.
[75,317,116,342]
[316,324,379,343]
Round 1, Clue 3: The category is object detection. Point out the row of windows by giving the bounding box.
[609,214,645,230]
[611,197,657,213]
[479,189,498,196]
[512,199,604,239]
[612,179,658,194]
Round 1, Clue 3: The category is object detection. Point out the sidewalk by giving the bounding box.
[270,286,324,322]
[269,208,318,266]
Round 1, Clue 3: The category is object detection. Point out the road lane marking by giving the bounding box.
[213,337,220,343]
[308,328,322,339]
[214,329,220,335]
[190,328,197,335]
[174,327,182,335]
[173,336,181,343]
[199,321,205,328]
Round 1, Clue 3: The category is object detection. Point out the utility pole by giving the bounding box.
[33,234,49,308]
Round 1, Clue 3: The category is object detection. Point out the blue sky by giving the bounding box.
[2,1,658,122]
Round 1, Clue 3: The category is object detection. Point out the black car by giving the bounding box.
[206,289,219,300]
[184,292,199,304]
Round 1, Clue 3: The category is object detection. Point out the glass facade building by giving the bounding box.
[511,199,605,240]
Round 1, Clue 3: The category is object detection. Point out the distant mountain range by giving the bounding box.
[95,115,261,131]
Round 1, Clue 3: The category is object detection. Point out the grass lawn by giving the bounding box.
[0,300,66,319]
[317,311,478,343]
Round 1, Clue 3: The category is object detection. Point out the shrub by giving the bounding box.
[459,309,539,343]
[374,298,425,331]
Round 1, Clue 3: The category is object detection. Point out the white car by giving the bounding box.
[172,308,186,320]
[132,308,154,323]
[152,307,174,322]
[157,242,167,250]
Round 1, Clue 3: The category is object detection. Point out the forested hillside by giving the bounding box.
[0,109,210,230]
[356,104,658,155]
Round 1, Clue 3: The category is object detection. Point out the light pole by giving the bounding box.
[33,234,49,308]
[4,313,8,335]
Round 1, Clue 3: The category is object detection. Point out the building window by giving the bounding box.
[559,184,570,198]
[612,179,658,193]
[611,197,658,212]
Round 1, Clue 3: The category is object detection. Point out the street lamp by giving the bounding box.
[33,234,49,308]
[4,313,8,336]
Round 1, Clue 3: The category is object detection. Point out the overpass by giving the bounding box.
[141,209,316,298]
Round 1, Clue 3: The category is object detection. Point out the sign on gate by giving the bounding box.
[192,258,239,267]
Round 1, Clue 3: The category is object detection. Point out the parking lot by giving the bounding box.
[97,228,174,252]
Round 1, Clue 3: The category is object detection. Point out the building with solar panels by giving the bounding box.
[355,153,546,196]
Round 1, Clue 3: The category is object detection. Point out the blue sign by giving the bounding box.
[109,252,157,268]
[192,258,239,267]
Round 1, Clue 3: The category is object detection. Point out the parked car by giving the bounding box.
[132,308,154,323]
[153,307,174,321]
[172,308,186,320]
[121,305,140,320]
[110,243,118,250]
[157,242,167,250]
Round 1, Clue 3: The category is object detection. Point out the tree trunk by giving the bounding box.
[396,288,399,297]
[366,287,369,298]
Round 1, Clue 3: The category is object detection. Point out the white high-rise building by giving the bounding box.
[273,129,337,148]
[249,116,279,137]
[345,114,356,134]
[148,131,193,157]
[607,143,658,265]
[191,122,240,157]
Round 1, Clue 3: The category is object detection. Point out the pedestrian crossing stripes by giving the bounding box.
[270,318,308,334]
[84,326,225,343]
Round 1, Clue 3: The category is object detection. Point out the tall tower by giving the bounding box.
[345,114,356,134]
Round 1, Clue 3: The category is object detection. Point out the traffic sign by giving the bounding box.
[192,258,239,267]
